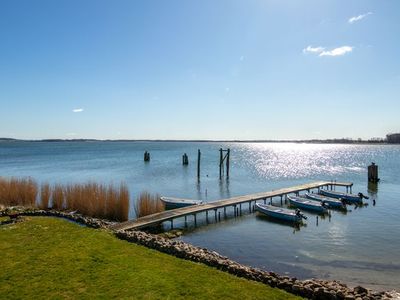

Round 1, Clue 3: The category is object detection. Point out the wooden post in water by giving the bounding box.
[182,153,189,165]
[226,149,230,178]
[144,151,150,162]
[219,148,231,179]
[368,162,380,183]
[219,148,223,179]
[197,149,201,179]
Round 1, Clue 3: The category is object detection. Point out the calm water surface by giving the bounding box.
[1,141,399,291]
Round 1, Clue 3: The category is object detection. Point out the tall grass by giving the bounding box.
[134,191,164,218]
[0,177,130,222]
[0,177,38,207]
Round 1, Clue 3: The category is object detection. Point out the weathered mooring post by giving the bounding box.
[182,153,189,165]
[368,162,380,183]
[144,151,150,162]
[219,148,230,179]
[197,149,201,179]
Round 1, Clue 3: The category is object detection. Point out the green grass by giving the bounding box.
[0,217,302,299]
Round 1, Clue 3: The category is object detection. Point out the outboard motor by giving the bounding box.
[358,192,369,200]
[321,200,329,208]
[296,209,307,220]
[339,198,347,209]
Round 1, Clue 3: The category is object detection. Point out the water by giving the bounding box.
[1,141,399,291]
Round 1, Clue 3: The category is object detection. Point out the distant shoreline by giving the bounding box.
[0,137,395,144]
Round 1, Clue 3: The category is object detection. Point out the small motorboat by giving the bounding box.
[160,196,202,209]
[319,189,366,203]
[255,203,306,223]
[288,195,328,213]
[305,192,346,209]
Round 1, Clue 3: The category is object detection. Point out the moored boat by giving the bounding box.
[288,195,328,213]
[160,197,202,209]
[255,203,306,223]
[319,189,364,203]
[305,192,346,209]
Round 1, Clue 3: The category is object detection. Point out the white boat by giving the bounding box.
[305,192,346,209]
[255,203,306,223]
[288,195,328,213]
[160,197,202,209]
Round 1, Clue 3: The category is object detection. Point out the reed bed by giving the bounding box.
[134,191,164,218]
[0,177,130,222]
[40,183,51,209]
[0,177,38,207]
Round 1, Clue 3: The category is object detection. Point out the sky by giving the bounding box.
[0,0,399,140]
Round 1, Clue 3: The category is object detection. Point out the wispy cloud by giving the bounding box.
[319,46,353,57]
[348,12,372,24]
[303,45,353,57]
[303,46,325,54]
[72,108,84,113]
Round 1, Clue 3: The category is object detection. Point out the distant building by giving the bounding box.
[386,133,400,143]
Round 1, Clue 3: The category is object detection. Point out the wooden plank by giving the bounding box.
[111,181,353,231]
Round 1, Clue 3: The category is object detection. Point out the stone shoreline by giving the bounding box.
[1,207,396,300]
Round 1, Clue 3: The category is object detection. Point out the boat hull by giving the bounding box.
[305,193,346,209]
[288,195,328,213]
[255,203,302,223]
[160,197,202,210]
[319,190,362,203]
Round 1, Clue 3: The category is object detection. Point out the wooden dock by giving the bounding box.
[112,181,353,231]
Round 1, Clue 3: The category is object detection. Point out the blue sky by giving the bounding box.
[0,0,399,140]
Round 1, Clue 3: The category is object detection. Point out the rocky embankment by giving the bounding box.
[0,207,116,228]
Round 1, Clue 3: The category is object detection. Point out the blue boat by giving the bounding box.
[160,197,202,209]
[255,203,306,223]
[305,192,346,209]
[288,195,328,213]
[319,189,364,203]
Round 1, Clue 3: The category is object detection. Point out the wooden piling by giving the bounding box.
[197,149,201,179]
[226,149,230,178]
[368,162,380,183]
[144,151,150,162]
[182,153,189,165]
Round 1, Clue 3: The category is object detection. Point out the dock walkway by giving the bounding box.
[112,181,353,231]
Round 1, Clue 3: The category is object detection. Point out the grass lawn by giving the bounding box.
[0,217,302,299]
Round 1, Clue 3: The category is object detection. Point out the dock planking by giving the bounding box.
[112,181,353,231]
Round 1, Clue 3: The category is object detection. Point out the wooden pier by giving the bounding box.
[112,181,353,231]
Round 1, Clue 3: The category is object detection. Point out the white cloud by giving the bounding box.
[303,46,325,54]
[319,46,353,57]
[72,108,84,113]
[348,12,372,24]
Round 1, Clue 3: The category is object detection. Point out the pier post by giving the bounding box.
[184,215,187,227]
[368,162,380,183]
[218,212,221,221]
[197,149,201,179]
[170,219,173,229]
[206,211,209,223]
[239,203,242,215]
[224,207,226,218]
[219,148,223,179]
[233,205,237,216]
[194,214,197,226]
[214,209,217,222]
[280,195,283,206]
[263,198,266,204]
[182,153,189,165]
[226,149,230,178]
[144,151,150,162]
[248,201,251,212]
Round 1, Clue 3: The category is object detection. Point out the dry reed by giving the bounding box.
[0,177,38,207]
[0,176,130,222]
[40,183,51,209]
[134,191,164,218]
